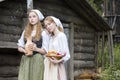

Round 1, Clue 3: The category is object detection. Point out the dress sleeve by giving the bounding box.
[41,30,50,52]
[58,33,70,62]
[17,30,25,48]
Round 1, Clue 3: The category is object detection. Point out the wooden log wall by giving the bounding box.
[0,48,21,80]
[0,0,26,48]
[74,23,96,79]
[0,0,98,80]
[0,1,25,80]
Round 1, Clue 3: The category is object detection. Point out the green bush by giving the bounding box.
[100,65,120,80]
[99,43,120,80]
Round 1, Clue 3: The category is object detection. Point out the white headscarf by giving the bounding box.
[31,9,44,21]
[50,16,63,30]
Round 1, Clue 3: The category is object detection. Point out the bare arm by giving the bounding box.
[30,43,47,55]
[18,46,26,54]
[35,47,47,55]
[48,57,64,64]
[18,43,47,55]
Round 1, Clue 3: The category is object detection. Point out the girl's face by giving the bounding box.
[44,20,56,33]
[29,12,39,25]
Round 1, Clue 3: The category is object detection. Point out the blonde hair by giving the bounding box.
[44,16,64,32]
[24,11,42,41]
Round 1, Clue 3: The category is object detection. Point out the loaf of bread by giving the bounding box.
[25,36,33,56]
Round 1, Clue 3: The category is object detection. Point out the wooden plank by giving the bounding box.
[0,33,19,42]
[0,66,18,77]
[74,39,95,47]
[0,41,17,49]
[0,1,25,11]
[0,54,21,66]
[69,23,74,80]
[0,77,17,80]
[74,60,95,69]
[0,8,24,17]
[74,24,95,32]
[74,32,95,39]
[0,24,22,35]
[0,15,22,26]
[74,53,94,60]
[74,46,95,53]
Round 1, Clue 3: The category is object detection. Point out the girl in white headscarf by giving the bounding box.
[17,9,49,80]
[44,16,70,80]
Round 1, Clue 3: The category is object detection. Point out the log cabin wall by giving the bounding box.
[0,0,110,80]
[74,23,96,75]
[0,49,21,80]
[0,0,26,48]
[0,0,26,80]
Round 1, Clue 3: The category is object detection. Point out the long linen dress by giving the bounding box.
[17,30,49,80]
[44,32,70,80]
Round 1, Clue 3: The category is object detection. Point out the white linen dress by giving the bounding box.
[44,32,70,80]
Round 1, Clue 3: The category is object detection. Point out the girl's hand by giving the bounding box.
[32,43,37,51]
[48,57,64,64]
[27,43,35,51]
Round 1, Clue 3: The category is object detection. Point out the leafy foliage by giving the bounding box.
[87,0,104,15]
[87,1,120,79]
[100,65,120,80]
[98,42,120,80]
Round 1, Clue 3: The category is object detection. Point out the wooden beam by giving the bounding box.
[0,66,18,76]
[101,32,105,68]
[69,23,74,80]
[0,41,17,49]
[108,31,114,65]
[27,0,33,12]
[74,60,95,69]
[95,32,99,68]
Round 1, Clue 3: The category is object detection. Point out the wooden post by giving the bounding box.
[27,0,33,12]
[104,0,108,15]
[22,0,33,30]
[108,31,114,65]
[113,0,115,14]
[95,32,99,68]
[69,23,74,80]
[101,32,105,68]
